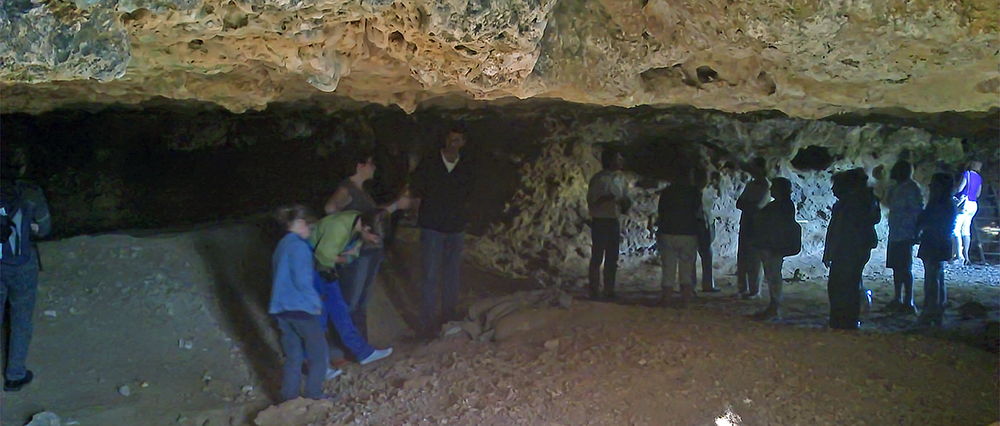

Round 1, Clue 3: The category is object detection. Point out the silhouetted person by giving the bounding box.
[751,177,800,319]
[823,168,880,330]
[693,167,720,293]
[952,161,983,265]
[655,169,702,307]
[412,124,475,337]
[1,148,51,392]
[736,157,770,299]
[586,148,630,300]
[883,161,923,314]
[917,173,958,326]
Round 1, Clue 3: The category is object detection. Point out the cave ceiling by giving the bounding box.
[1,0,998,119]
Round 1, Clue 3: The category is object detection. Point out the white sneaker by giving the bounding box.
[359,347,393,366]
[325,368,343,381]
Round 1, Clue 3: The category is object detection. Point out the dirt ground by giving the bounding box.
[2,223,998,425]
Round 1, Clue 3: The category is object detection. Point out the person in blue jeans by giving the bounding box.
[1,149,51,392]
[268,205,330,401]
[309,210,392,371]
[412,124,475,337]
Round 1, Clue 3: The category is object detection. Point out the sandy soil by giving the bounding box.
[2,223,997,425]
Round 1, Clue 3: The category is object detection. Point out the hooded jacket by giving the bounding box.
[310,211,361,269]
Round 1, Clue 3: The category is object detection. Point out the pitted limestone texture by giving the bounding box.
[1,0,998,116]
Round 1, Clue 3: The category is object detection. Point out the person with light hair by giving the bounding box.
[952,161,983,265]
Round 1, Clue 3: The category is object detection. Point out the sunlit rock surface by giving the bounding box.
[2,0,998,116]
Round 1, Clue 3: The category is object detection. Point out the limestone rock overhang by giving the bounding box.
[1,0,998,117]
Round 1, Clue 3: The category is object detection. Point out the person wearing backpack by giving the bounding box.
[1,150,51,392]
[823,168,880,330]
[751,177,800,320]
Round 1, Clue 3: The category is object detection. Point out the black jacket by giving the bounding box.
[412,152,475,233]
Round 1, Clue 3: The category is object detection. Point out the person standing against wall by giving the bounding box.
[952,161,983,265]
[411,124,475,338]
[823,168,880,330]
[586,148,630,301]
[735,157,770,299]
[883,161,923,314]
[751,177,800,320]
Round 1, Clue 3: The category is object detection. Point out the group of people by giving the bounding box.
[267,124,475,401]
[587,147,985,330]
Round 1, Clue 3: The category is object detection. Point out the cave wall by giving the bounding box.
[2,101,996,286]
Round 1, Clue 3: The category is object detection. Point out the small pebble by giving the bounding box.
[118,385,131,397]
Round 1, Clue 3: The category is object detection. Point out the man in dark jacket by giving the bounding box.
[824,168,880,330]
[1,149,51,392]
[655,169,702,307]
[412,124,475,337]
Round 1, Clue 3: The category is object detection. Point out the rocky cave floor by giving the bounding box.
[2,223,998,426]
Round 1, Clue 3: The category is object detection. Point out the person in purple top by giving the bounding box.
[952,161,983,265]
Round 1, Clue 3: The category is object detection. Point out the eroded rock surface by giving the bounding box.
[2,0,998,116]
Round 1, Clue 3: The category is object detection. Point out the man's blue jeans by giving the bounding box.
[276,314,328,401]
[1,259,39,381]
[314,272,374,361]
[338,247,384,339]
[419,228,463,333]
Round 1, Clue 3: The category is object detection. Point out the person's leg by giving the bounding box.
[842,253,868,327]
[746,247,763,297]
[952,213,966,263]
[4,262,38,382]
[589,221,608,299]
[420,229,445,335]
[760,250,783,315]
[602,220,620,298]
[441,232,464,322]
[277,318,305,401]
[900,245,915,311]
[961,201,978,264]
[296,317,330,399]
[660,235,679,298]
[676,235,697,302]
[735,232,750,295]
[697,223,716,291]
[920,260,942,324]
[318,274,374,360]
[348,248,385,340]
[937,263,947,321]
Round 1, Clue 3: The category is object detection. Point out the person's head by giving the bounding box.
[274,204,315,238]
[444,123,467,152]
[601,148,624,171]
[889,160,912,182]
[1,146,28,181]
[749,157,767,180]
[348,148,376,181]
[831,168,866,198]
[928,172,955,203]
[770,177,792,200]
[966,161,983,172]
[354,210,383,242]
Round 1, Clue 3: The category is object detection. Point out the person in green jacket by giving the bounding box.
[310,210,393,367]
[311,210,381,273]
